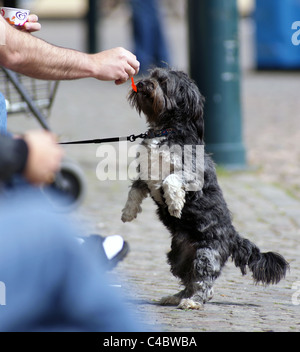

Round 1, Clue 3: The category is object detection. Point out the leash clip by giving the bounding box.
[128,134,137,142]
[128,133,148,142]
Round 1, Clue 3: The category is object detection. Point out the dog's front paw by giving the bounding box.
[121,205,141,222]
[163,183,185,219]
[168,206,182,219]
[121,209,135,222]
[121,212,134,223]
[167,196,185,218]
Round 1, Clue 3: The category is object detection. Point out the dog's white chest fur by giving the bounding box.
[137,137,183,205]
[138,137,164,204]
[121,137,186,222]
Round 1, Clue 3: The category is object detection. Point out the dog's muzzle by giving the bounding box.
[136,80,154,95]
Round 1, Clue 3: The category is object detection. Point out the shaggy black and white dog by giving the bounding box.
[121,68,289,310]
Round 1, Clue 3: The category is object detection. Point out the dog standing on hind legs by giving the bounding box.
[121,67,289,310]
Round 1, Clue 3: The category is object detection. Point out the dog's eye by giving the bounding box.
[142,82,155,97]
[179,85,185,95]
[142,90,151,98]
[159,79,168,91]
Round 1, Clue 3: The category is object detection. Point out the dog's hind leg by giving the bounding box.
[177,280,215,310]
[176,248,222,309]
[161,247,222,310]
[159,282,213,310]
[159,291,183,306]
[160,238,201,308]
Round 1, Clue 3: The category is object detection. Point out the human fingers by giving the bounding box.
[114,60,140,85]
[27,14,39,23]
[114,47,139,76]
[115,76,129,86]
[42,133,64,171]
[125,62,139,78]
[23,22,41,32]
[23,14,41,32]
[115,78,126,85]
[127,55,140,76]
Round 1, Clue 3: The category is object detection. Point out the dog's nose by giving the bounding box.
[136,81,145,90]
[136,80,154,94]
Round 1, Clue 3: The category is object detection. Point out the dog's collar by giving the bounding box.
[145,128,175,139]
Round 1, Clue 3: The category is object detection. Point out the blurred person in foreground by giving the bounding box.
[0,13,142,331]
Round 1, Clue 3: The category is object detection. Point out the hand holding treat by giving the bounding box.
[0,13,138,82]
[0,7,40,32]
[1,7,30,26]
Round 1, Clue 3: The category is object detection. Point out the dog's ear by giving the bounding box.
[173,71,205,139]
[183,79,205,141]
[191,94,205,141]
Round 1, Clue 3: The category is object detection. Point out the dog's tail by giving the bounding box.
[232,235,289,285]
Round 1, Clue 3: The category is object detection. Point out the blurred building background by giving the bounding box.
[15,0,88,18]
[2,0,300,195]
[17,0,254,18]
[7,0,257,72]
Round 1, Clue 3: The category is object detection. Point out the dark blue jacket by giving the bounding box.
[0,135,28,182]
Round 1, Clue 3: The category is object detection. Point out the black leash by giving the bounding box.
[59,132,148,145]
[59,129,175,145]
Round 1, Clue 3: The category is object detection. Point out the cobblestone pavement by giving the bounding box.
[7,11,300,332]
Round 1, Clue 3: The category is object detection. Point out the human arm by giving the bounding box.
[0,131,63,185]
[0,15,139,84]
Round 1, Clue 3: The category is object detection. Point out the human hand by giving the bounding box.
[18,14,41,32]
[22,130,64,185]
[91,47,140,85]
[0,12,41,32]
